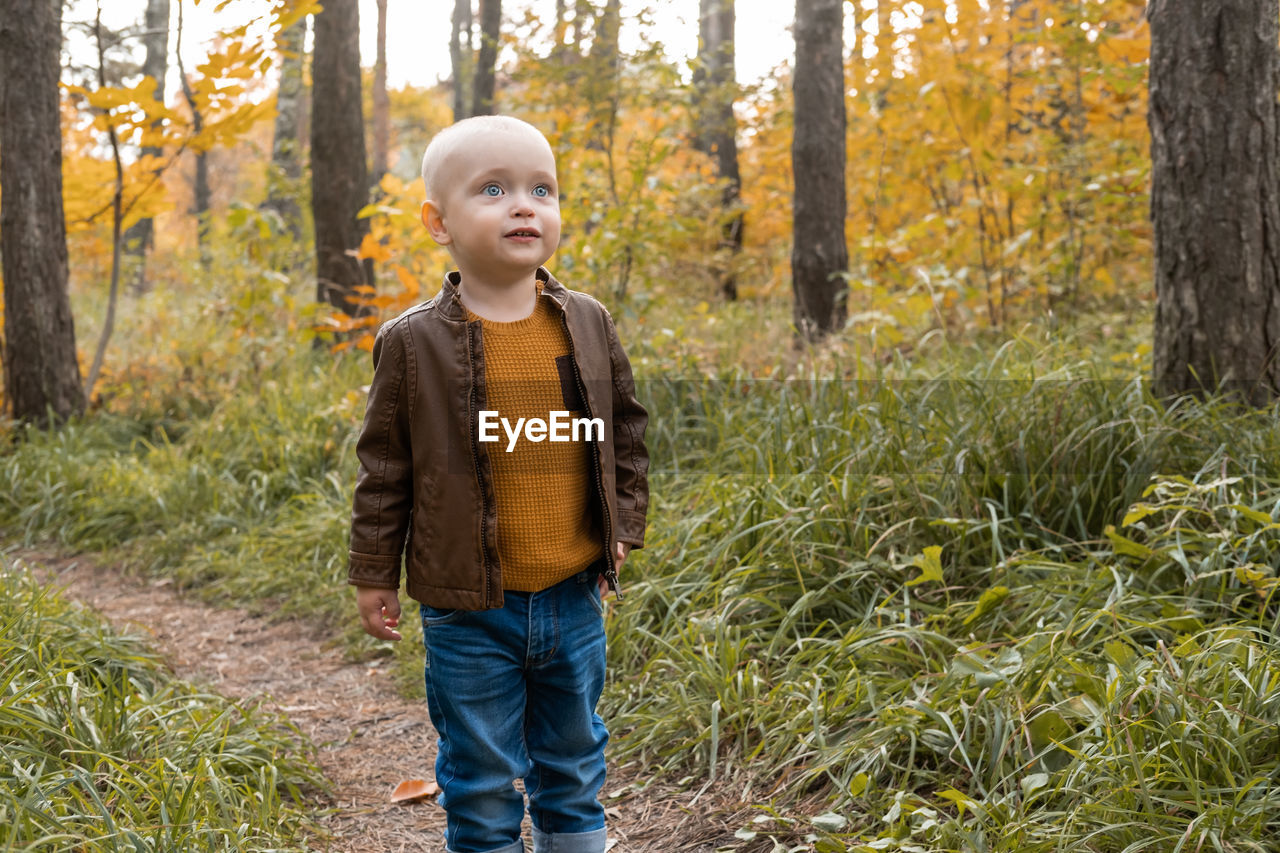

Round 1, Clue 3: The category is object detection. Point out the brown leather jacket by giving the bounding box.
[347,268,649,610]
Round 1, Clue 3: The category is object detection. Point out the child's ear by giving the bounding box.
[422,200,451,246]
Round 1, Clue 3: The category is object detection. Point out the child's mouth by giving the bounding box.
[505,228,540,240]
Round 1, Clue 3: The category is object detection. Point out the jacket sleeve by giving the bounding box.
[604,310,649,548]
[348,321,415,588]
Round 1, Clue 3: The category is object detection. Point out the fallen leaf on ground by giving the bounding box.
[390,778,440,803]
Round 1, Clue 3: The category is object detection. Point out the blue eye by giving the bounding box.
[483,184,502,197]
[532,185,549,198]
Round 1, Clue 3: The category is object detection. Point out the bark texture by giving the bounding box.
[694,0,743,300]
[572,0,592,56]
[583,0,620,148]
[553,0,568,63]
[175,0,209,262]
[311,0,373,311]
[472,0,500,116]
[121,0,170,292]
[371,0,389,187]
[0,0,86,423]
[264,12,306,239]
[589,0,620,68]
[1149,0,1280,404]
[791,0,848,340]
[450,0,473,121]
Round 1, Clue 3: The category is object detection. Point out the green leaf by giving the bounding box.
[1121,504,1156,526]
[1228,504,1273,525]
[1020,772,1049,796]
[964,585,1010,625]
[1173,634,1202,657]
[906,546,944,586]
[1104,525,1152,559]
[812,813,847,832]
[1027,709,1071,749]
[1104,640,1135,668]
[937,787,975,816]
[849,772,869,798]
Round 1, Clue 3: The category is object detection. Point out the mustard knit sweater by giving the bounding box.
[472,292,603,591]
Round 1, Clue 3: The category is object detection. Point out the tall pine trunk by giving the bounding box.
[311,0,373,312]
[472,0,499,115]
[873,0,893,108]
[450,0,473,121]
[121,0,170,293]
[791,0,848,341]
[175,0,209,265]
[694,0,743,301]
[371,0,389,188]
[581,0,620,152]
[0,0,86,424]
[572,0,592,56]
[1149,0,1280,404]
[553,0,568,63]
[264,11,306,240]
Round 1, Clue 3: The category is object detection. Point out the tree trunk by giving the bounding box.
[191,127,210,251]
[1149,0,1280,404]
[589,0,620,66]
[83,3,127,407]
[791,0,848,341]
[371,0,389,188]
[0,0,86,424]
[311,0,373,312]
[472,0,500,116]
[121,0,170,293]
[450,0,473,121]
[694,0,743,301]
[584,0,620,148]
[553,0,568,63]
[175,0,209,265]
[876,0,893,80]
[264,11,306,240]
[572,0,592,56]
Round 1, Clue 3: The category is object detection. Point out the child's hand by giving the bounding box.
[356,586,403,641]
[598,542,630,599]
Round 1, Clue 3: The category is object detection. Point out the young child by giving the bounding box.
[347,115,649,853]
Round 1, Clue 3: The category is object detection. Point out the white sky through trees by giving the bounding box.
[69,0,866,102]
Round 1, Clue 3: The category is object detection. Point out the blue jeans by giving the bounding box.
[420,567,609,853]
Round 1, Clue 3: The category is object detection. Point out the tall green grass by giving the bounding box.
[0,556,323,851]
[609,359,1280,848]
[4,318,1280,848]
[0,355,364,630]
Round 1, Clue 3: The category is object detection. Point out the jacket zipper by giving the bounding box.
[561,313,622,601]
[467,320,494,607]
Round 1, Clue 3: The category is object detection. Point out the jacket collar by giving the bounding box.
[437,267,569,321]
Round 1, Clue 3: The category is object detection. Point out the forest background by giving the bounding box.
[3,0,1280,851]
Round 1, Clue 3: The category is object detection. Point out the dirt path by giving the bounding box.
[21,551,749,853]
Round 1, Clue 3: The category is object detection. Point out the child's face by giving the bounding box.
[422,127,561,285]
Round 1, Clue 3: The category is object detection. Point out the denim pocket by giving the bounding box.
[420,603,464,627]
[580,576,605,617]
